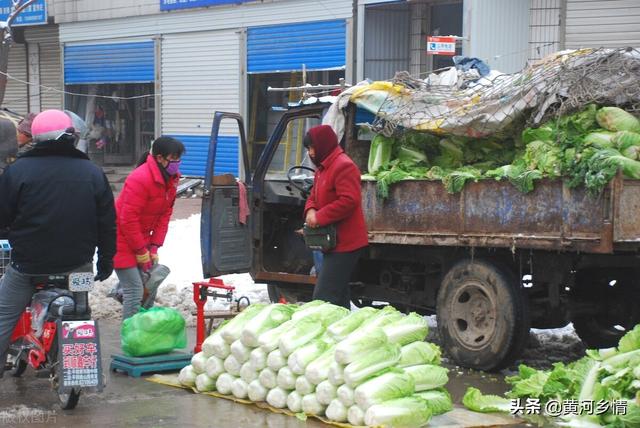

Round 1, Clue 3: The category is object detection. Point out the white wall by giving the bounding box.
[161,29,241,137]
[59,0,353,42]
[464,0,530,73]
[52,0,159,23]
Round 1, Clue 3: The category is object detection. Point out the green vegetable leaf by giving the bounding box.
[617,324,640,354]
[442,167,482,193]
[368,134,395,174]
[523,124,556,145]
[462,387,512,413]
[398,341,442,367]
[404,364,449,392]
[364,396,433,428]
[596,107,640,133]
[414,388,453,416]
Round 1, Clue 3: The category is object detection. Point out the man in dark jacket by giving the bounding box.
[0,109,116,377]
[0,118,18,241]
[0,118,18,176]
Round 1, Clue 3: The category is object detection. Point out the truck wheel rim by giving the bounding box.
[449,281,497,350]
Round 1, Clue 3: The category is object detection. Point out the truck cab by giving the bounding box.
[201,105,326,301]
[202,102,640,371]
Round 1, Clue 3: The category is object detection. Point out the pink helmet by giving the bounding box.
[31,110,74,143]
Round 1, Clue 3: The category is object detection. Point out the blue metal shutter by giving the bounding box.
[247,20,346,73]
[64,41,155,84]
[173,135,238,178]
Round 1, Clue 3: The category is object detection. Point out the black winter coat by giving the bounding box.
[0,140,116,274]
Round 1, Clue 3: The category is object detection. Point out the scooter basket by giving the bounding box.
[0,240,10,277]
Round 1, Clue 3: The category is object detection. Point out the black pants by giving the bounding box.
[313,248,365,309]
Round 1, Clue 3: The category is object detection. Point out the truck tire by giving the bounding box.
[572,318,629,350]
[571,269,640,349]
[267,284,313,304]
[437,259,530,371]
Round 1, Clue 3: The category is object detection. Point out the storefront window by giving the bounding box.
[65,83,155,166]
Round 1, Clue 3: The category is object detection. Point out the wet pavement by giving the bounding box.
[170,197,201,221]
[0,320,329,428]
[0,319,525,428]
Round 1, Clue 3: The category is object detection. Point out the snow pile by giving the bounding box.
[521,324,585,368]
[89,214,268,325]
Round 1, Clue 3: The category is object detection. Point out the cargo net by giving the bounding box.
[359,48,640,139]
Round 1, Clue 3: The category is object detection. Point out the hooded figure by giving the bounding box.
[0,118,18,174]
[304,125,339,166]
[303,125,368,309]
[16,113,36,155]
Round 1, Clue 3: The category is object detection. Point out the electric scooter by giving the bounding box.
[6,265,104,409]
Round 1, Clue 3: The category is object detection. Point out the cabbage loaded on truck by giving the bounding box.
[201,48,640,371]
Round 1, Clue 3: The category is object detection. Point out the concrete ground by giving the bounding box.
[0,319,523,428]
[0,320,330,428]
[0,197,534,427]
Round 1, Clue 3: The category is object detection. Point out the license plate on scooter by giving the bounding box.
[68,273,94,292]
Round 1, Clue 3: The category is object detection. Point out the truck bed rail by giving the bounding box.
[362,175,640,254]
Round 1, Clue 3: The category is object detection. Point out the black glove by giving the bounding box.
[95,259,114,282]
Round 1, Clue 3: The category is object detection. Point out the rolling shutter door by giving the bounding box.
[64,41,155,84]
[161,29,240,177]
[247,20,346,73]
[4,43,28,114]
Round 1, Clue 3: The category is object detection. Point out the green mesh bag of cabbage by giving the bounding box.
[121,307,187,357]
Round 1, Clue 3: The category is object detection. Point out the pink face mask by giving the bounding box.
[165,160,181,176]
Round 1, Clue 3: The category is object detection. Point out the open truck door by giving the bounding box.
[201,112,252,278]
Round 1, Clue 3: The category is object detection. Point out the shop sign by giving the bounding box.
[427,36,456,56]
[0,0,47,26]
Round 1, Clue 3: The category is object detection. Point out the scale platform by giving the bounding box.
[110,351,193,378]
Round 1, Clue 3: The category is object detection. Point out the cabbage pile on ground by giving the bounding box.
[365,105,640,197]
[178,302,453,427]
[462,324,640,427]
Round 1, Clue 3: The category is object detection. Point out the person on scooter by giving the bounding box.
[0,118,18,176]
[0,109,116,378]
[114,136,184,320]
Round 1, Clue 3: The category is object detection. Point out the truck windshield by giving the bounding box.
[266,116,321,181]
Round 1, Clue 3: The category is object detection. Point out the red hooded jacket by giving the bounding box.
[304,125,368,253]
[113,154,179,269]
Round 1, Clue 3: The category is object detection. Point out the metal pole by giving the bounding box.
[302,63,307,100]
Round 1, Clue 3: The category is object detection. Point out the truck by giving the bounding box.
[200,102,640,371]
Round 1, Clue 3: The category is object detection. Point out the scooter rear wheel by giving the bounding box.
[10,358,27,377]
[48,335,81,410]
[58,388,81,410]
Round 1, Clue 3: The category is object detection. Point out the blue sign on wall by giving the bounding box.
[0,0,47,26]
[160,0,251,11]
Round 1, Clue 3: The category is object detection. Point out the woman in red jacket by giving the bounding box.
[303,125,368,308]
[114,136,185,319]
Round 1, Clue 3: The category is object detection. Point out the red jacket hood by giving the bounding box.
[307,125,338,165]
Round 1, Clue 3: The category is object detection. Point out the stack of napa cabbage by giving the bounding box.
[179,302,452,427]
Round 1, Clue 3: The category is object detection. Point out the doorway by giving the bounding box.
[65,83,155,166]
[429,2,464,71]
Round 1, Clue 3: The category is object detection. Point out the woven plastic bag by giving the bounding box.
[121,307,187,357]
